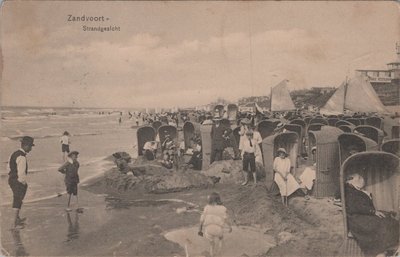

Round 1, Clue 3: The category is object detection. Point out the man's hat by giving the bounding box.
[213,112,222,120]
[21,136,35,146]
[275,122,285,130]
[240,118,251,124]
[277,148,287,155]
[68,151,79,157]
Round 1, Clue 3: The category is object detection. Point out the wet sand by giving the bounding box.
[2,176,344,256]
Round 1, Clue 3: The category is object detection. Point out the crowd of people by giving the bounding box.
[6,107,399,257]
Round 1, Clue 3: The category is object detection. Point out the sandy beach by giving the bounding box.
[1,107,398,256]
[1,174,345,256]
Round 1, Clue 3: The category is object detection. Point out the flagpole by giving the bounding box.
[343,76,348,114]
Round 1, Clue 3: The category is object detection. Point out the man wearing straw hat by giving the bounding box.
[273,148,300,205]
[8,136,35,229]
[241,130,260,186]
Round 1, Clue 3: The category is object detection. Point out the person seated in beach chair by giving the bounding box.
[345,173,399,257]
[161,133,173,152]
[299,147,316,200]
[143,141,158,161]
[273,148,300,205]
[333,144,362,204]
[161,135,176,169]
[187,138,202,170]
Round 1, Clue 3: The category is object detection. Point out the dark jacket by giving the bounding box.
[345,183,398,255]
[211,124,227,150]
[8,150,28,180]
[345,183,375,216]
[58,161,80,184]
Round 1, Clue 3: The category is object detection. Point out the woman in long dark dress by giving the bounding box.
[345,173,399,256]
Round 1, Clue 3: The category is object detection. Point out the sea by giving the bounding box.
[1,106,142,204]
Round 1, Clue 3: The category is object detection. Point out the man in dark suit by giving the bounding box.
[210,117,226,163]
[8,136,35,229]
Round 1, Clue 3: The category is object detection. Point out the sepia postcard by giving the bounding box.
[1,1,399,256]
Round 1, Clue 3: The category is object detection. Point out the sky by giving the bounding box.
[1,1,399,108]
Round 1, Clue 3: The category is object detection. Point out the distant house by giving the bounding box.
[355,43,400,106]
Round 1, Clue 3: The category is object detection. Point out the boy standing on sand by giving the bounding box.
[60,131,71,162]
[58,151,80,212]
[240,131,259,186]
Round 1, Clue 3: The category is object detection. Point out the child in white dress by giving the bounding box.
[198,192,232,257]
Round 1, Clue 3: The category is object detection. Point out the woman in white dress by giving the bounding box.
[273,148,300,205]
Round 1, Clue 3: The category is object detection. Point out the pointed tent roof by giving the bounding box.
[345,75,387,113]
[320,82,346,115]
[270,80,296,112]
[321,75,387,115]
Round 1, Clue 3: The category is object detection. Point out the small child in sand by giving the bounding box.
[198,192,232,257]
[58,151,81,212]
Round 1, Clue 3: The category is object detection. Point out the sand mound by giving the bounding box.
[103,166,216,194]
[201,160,264,184]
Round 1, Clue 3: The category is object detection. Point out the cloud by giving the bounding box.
[2,13,397,108]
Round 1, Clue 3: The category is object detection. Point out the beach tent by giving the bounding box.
[338,133,378,165]
[320,76,388,115]
[338,125,355,133]
[308,126,343,197]
[270,80,296,112]
[136,126,156,156]
[284,124,304,157]
[392,125,400,139]
[309,118,328,126]
[364,116,383,130]
[303,116,312,125]
[257,120,280,140]
[213,105,224,118]
[290,119,307,134]
[307,123,325,134]
[327,118,340,127]
[339,152,399,255]
[335,120,353,128]
[158,125,178,146]
[227,104,238,122]
[200,123,213,170]
[381,139,400,157]
[345,118,362,126]
[353,125,384,148]
[262,131,299,187]
[339,152,399,244]
[152,121,162,133]
[183,121,201,151]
